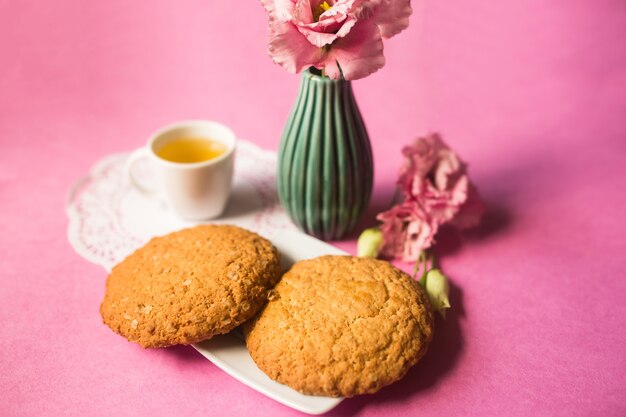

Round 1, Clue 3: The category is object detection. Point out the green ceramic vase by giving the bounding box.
[277,69,373,240]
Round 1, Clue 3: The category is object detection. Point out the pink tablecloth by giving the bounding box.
[1,2,624,416]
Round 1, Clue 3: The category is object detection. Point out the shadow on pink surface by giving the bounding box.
[166,345,207,364]
[435,204,514,259]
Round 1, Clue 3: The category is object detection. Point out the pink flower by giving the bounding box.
[260,0,412,80]
[398,133,485,228]
[377,200,438,262]
[376,134,485,262]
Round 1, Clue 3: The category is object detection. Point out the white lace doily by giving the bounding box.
[66,140,298,271]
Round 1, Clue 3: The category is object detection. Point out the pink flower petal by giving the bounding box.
[334,16,358,38]
[348,0,379,17]
[268,17,324,74]
[373,0,412,39]
[296,25,340,47]
[434,149,463,191]
[377,200,438,262]
[347,0,411,38]
[404,215,436,262]
[400,136,440,183]
[319,19,385,80]
[294,0,315,24]
[311,13,346,30]
[319,0,357,17]
[261,0,298,21]
[296,15,355,47]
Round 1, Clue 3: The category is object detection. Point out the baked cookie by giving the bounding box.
[244,255,434,397]
[100,225,280,348]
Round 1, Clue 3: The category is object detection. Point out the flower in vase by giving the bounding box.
[260,0,412,80]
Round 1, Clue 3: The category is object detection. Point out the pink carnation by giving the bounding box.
[260,0,412,80]
[378,134,485,261]
[398,133,485,228]
[377,200,437,262]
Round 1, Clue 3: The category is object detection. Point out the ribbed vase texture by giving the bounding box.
[277,69,373,240]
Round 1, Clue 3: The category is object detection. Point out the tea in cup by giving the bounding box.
[126,120,236,220]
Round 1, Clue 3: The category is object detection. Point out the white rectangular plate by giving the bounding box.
[193,229,346,415]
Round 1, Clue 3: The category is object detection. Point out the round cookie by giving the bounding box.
[100,225,280,348]
[244,255,434,397]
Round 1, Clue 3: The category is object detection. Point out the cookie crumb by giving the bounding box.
[267,289,279,301]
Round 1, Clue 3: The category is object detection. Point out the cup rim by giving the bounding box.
[147,120,237,168]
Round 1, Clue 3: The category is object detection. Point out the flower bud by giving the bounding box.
[424,268,451,318]
[357,227,383,258]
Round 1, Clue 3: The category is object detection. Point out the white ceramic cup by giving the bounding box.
[126,120,236,220]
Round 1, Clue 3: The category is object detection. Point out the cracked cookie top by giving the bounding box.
[100,225,280,348]
[244,255,434,397]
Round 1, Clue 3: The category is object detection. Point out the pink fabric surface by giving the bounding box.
[1,1,625,416]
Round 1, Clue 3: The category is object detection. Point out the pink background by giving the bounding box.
[1,1,625,416]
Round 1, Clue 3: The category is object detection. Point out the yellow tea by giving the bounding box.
[156,137,227,163]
